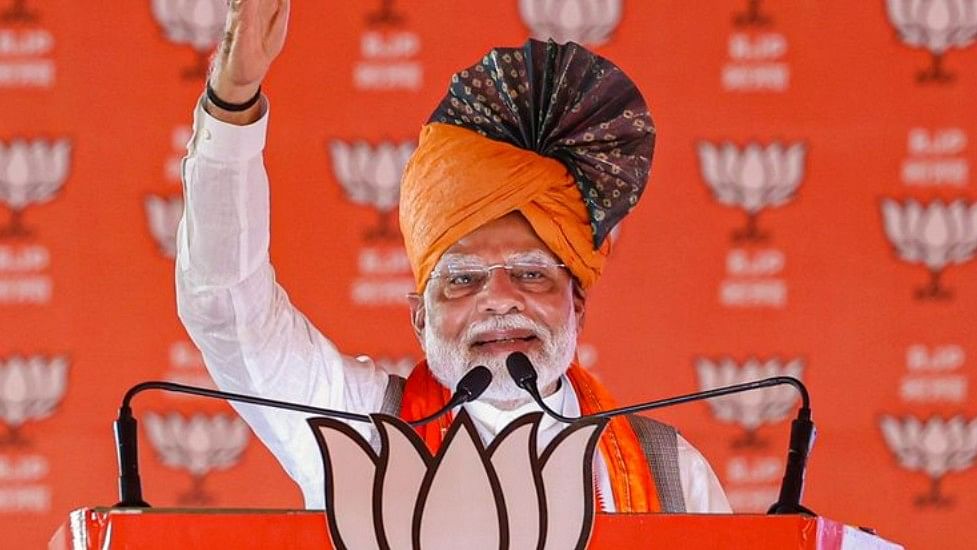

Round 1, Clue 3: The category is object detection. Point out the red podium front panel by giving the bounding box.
[50,508,903,549]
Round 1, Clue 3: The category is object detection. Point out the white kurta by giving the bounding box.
[176,97,731,513]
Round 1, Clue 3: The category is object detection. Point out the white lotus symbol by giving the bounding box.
[0,138,72,238]
[144,411,250,505]
[880,198,977,300]
[310,411,606,550]
[151,0,228,79]
[886,0,977,82]
[880,414,977,506]
[518,0,622,46]
[328,139,415,240]
[733,0,772,27]
[144,194,184,259]
[0,355,69,446]
[696,141,807,242]
[695,357,803,448]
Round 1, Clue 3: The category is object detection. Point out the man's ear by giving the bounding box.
[407,292,426,349]
[572,282,586,330]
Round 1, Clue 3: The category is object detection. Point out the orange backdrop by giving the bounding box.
[1,1,975,548]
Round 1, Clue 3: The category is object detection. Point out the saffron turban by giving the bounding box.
[400,39,655,292]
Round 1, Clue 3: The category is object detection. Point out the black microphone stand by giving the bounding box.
[113,381,371,508]
[113,366,493,508]
[407,366,492,427]
[766,406,816,515]
[505,352,817,515]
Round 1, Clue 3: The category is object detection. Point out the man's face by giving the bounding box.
[408,212,585,408]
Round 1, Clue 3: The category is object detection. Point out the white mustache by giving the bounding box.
[464,315,550,345]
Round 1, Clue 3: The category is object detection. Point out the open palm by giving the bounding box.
[210,0,290,102]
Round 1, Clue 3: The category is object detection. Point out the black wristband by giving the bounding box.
[206,82,262,112]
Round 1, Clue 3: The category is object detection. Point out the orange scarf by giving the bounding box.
[400,361,661,513]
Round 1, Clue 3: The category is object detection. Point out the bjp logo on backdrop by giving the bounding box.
[694,356,804,448]
[151,0,227,79]
[144,411,250,505]
[518,0,622,46]
[880,198,977,300]
[0,0,36,23]
[696,140,807,243]
[144,194,184,259]
[885,0,977,83]
[0,138,71,238]
[880,414,977,507]
[0,355,69,447]
[733,0,772,27]
[328,139,416,241]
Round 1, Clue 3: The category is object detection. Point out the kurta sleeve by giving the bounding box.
[175,96,389,507]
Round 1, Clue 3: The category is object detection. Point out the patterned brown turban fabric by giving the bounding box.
[400,39,655,291]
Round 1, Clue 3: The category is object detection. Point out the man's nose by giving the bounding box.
[477,267,524,315]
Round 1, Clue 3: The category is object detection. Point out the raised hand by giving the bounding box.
[207,0,290,121]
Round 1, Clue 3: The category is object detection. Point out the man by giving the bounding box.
[177,0,730,513]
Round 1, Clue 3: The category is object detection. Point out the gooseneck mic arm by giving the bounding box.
[505,352,578,423]
[120,382,375,422]
[408,366,493,427]
[114,381,373,508]
[505,351,817,516]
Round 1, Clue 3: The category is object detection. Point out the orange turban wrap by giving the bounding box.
[399,39,654,293]
[400,123,610,292]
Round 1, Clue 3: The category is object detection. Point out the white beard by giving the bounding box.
[424,313,578,406]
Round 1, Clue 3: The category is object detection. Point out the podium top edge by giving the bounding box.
[79,507,806,518]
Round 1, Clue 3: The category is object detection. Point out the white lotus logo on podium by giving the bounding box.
[696,141,807,242]
[310,411,605,550]
[518,0,622,46]
[144,411,250,505]
[0,0,37,23]
[885,0,977,83]
[0,355,69,446]
[328,139,416,241]
[151,0,228,79]
[144,194,184,259]
[0,138,71,238]
[880,198,977,300]
[733,0,772,27]
[695,356,804,448]
[880,414,977,507]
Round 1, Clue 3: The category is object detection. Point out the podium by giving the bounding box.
[50,508,903,549]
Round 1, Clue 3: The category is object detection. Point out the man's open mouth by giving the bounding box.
[470,331,538,348]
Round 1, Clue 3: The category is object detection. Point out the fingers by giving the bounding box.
[218,7,239,60]
[220,0,262,59]
[265,1,289,40]
[257,0,287,29]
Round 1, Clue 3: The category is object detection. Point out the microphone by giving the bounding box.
[505,352,817,515]
[114,381,373,508]
[408,365,493,427]
[114,367,493,508]
[506,351,570,419]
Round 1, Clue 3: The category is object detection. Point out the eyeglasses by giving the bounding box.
[428,260,569,299]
